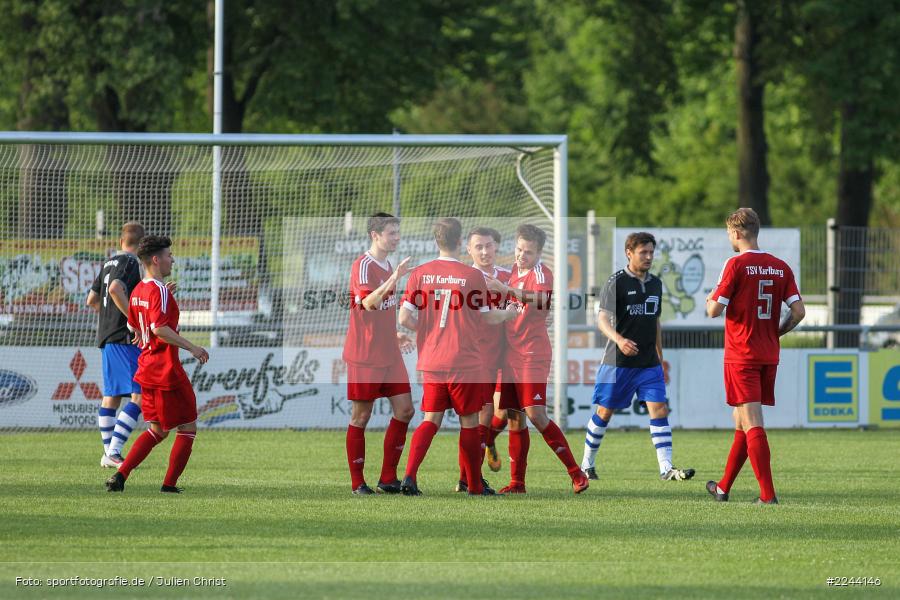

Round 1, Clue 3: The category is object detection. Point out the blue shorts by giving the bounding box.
[592,365,666,409]
[101,343,142,397]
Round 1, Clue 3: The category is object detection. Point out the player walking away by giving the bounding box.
[87,222,146,468]
[342,213,415,496]
[580,232,695,482]
[486,224,589,494]
[105,236,209,494]
[705,208,805,504]
[398,218,516,496]
[452,226,511,492]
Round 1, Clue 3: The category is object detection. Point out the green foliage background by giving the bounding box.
[0,0,898,227]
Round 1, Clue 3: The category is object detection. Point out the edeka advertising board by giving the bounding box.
[868,350,900,428]
[0,237,258,314]
[0,346,888,431]
[611,228,801,326]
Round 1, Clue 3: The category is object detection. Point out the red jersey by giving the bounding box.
[128,279,190,390]
[478,265,511,368]
[402,257,491,373]
[505,262,553,364]
[712,250,801,365]
[342,252,402,367]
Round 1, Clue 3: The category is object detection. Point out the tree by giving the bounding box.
[735,0,770,224]
[793,0,900,344]
[524,0,680,216]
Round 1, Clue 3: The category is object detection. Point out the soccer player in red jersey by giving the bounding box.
[487,224,589,494]
[452,227,511,491]
[342,213,415,495]
[105,235,209,494]
[705,208,805,504]
[398,218,516,496]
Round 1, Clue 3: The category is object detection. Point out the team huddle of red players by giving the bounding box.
[341,215,588,496]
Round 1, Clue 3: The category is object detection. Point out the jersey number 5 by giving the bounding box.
[757,280,774,320]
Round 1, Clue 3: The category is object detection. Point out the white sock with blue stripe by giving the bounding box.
[581,413,608,470]
[108,401,142,456]
[98,407,116,455]
[650,417,673,474]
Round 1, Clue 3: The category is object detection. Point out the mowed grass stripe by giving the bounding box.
[1,430,897,598]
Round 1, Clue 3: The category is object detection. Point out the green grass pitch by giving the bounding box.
[1,429,897,599]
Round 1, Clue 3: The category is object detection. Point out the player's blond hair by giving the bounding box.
[726,208,760,238]
[433,217,462,251]
[120,222,145,248]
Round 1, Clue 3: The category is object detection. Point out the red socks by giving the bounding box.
[486,415,507,446]
[478,424,488,465]
[540,420,581,476]
[346,425,366,490]
[459,427,484,494]
[718,429,748,493]
[163,431,195,487]
[405,421,439,480]
[380,418,409,484]
[746,426,776,501]
[508,428,530,485]
[118,429,162,479]
[458,424,489,481]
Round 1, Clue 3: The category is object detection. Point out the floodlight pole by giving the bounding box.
[553,140,568,429]
[210,0,224,347]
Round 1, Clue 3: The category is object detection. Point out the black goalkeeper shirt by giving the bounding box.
[90,252,142,347]
[599,269,662,368]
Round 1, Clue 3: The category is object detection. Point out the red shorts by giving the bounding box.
[347,361,411,402]
[421,370,491,416]
[141,381,197,431]
[498,363,550,411]
[724,363,777,406]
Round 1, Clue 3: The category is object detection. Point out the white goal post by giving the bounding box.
[0,132,569,429]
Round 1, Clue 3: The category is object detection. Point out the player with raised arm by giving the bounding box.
[398,218,516,496]
[580,232,695,482]
[452,226,511,492]
[105,236,209,494]
[705,208,805,504]
[86,222,145,467]
[486,224,589,494]
[342,213,415,496]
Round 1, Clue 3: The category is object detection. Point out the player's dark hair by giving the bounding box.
[433,217,462,251]
[136,235,172,265]
[467,226,501,244]
[516,224,546,252]
[726,208,761,238]
[625,232,656,252]
[367,212,400,236]
[121,222,145,248]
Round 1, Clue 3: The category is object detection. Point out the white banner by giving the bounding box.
[0,345,876,430]
[611,228,801,326]
[566,348,868,430]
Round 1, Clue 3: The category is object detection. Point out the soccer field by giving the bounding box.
[1,429,897,599]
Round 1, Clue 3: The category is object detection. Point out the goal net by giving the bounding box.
[0,135,568,431]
